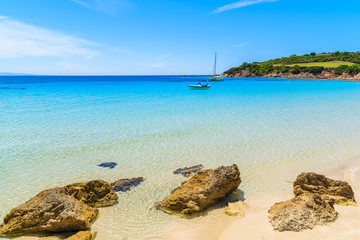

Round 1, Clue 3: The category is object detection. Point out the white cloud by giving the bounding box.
[71,0,131,15]
[0,17,97,59]
[213,0,278,14]
[233,42,248,47]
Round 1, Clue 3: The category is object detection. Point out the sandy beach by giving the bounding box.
[218,155,360,240]
[10,154,360,240]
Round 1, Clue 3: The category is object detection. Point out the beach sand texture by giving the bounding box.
[219,155,360,240]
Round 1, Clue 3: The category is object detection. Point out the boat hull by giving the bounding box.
[188,85,211,90]
[209,75,224,81]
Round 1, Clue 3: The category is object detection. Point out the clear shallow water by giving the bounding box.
[1,76,360,239]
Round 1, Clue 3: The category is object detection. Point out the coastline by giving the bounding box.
[2,77,360,240]
[73,155,360,240]
[9,155,360,240]
[222,71,360,81]
[218,155,360,240]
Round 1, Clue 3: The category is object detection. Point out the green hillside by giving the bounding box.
[225,52,360,76]
[275,61,354,68]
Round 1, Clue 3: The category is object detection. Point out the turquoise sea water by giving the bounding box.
[1,76,360,239]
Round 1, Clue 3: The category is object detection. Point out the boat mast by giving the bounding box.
[213,52,217,76]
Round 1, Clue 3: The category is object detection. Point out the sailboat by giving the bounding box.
[209,52,224,81]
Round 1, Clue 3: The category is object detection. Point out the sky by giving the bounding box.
[0,0,359,75]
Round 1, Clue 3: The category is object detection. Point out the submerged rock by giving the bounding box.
[225,201,247,217]
[111,177,145,192]
[97,162,117,169]
[293,172,356,205]
[173,164,204,177]
[268,193,338,232]
[64,180,118,207]
[0,188,99,237]
[159,164,241,216]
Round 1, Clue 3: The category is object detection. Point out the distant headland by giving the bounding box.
[223,51,360,80]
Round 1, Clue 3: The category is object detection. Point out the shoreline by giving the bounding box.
[222,71,360,81]
[162,154,360,240]
[2,77,360,240]
[218,155,360,240]
[3,155,360,240]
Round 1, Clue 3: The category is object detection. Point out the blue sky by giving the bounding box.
[0,0,359,75]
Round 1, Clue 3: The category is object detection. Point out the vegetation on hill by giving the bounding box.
[225,52,360,77]
[277,61,354,68]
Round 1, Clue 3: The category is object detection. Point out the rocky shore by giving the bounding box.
[268,172,356,232]
[0,164,358,240]
[0,180,117,238]
[222,70,360,81]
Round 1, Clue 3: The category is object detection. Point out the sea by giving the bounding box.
[1,76,360,239]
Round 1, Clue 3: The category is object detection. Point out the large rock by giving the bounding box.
[159,164,241,216]
[0,188,99,237]
[268,193,338,232]
[64,180,118,207]
[293,172,356,205]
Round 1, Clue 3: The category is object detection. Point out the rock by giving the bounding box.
[66,231,97,240]
[158,164,241,216]
[0,188,99,237]
[38,236,60,240]
[224,68,360,81]
[268,193,338,232]
[225,201,247,217]
[293,172,356,205]
[39,231,97,240]
[111,177,144,192]
[97,162,117,169]
[173,164,204,177]
[64,180,118,207]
